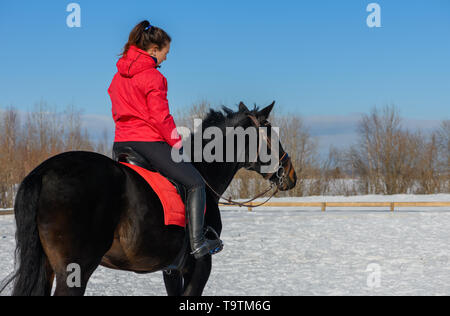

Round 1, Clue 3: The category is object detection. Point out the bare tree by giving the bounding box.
[0,107,22,207]
[344,105,447,194]
[435,120,449,192]
[175,100,211,131]
[0,102,97,208]
[94,127,112,158]
[275,114,318,197]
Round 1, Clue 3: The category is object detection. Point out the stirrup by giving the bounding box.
[205,226,220,240]
[205,226,224,255]
[190,226,223,259]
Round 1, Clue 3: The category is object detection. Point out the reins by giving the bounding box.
[205,179,279,208]
[200,114,289,208]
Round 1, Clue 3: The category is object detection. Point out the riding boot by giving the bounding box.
[187,186,223,259]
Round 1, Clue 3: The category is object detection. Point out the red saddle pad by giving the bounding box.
[119,162,186,227]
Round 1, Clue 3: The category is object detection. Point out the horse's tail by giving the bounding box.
[1,172,49,296]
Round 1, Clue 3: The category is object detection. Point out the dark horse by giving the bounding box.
[1,101,296,296]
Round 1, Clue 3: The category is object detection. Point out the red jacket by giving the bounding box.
[108,45,182,148]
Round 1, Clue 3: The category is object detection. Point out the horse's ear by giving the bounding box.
[239,102,249,113]
[258,101,275,119]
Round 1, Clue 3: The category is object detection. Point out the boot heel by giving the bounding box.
[191,238,223,259]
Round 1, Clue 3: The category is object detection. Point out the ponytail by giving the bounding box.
[120,20,171,57]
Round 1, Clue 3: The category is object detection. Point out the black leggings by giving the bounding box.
[113,141,205,192]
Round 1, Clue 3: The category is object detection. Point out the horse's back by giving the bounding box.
[36,151,126,220]
[31,150,184,274]
[36,151,123,179]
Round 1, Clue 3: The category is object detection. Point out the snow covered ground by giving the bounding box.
[1,194,450,296]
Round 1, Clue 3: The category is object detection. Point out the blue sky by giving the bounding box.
[0,0,449,152]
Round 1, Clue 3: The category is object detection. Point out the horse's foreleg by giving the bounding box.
[182,255,212,296]
[163,270,184,296]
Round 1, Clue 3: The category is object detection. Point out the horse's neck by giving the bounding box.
[194,161,241,200]
[186,135,241,200]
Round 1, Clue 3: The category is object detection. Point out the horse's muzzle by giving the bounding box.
[278,158,297,191]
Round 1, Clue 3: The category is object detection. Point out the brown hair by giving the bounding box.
[121,20,171,57]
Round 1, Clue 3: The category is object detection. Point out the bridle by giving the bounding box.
[246,115,291,182]
[201,114,293,208]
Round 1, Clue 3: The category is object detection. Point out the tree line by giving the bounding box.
[0,102,109,208]
[0,102,448,207]
[177,102,449,199]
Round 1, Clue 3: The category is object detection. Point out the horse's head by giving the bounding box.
[232,101,297,191]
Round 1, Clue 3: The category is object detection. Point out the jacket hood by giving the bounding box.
[116,45,156,78]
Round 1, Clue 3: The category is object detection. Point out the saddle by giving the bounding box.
[113,146,190,271]
[112,146,220,271]
[112,146,187,204]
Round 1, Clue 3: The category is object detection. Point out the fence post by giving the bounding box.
[390,202,395,212]
[321,202,326,212]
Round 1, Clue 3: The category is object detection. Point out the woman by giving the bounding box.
[108,20,223,259]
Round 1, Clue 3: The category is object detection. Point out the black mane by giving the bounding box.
[202,104,260,131]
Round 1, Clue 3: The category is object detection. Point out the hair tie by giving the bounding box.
[144,24,152,31]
